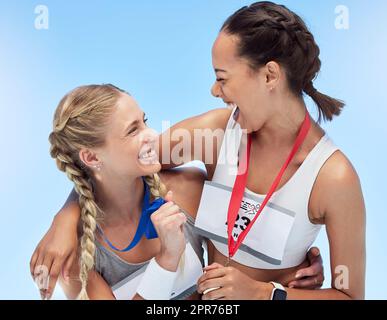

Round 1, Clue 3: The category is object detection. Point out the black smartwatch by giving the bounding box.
[269,282,287,300]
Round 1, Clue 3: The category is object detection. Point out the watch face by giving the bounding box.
[273,289,287,300]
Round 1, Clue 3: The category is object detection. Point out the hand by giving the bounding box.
[288,247,324,289]
[29,210,79,300]
[197,263,272,300]
[151,191,187,272]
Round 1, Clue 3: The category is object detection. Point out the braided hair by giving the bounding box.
[221,1,345,123]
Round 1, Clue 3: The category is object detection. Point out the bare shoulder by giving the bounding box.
[312,150,365,222]
[159,167,207,220]
[320,150,361,188]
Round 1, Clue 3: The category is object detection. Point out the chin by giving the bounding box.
[236,117,249,132]
[236,115,256,134]
[137,160,162,176]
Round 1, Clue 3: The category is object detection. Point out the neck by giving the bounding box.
[253,94,308,147]
[93,174,144,227]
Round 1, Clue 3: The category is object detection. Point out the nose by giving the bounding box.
[211,81,222,98]
[140,127,158,144]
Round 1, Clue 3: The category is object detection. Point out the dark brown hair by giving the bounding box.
[222,1,344,122]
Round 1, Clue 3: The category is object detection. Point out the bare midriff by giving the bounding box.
[207,240,308,286]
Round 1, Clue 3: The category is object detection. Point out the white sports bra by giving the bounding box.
[194,106,339,269]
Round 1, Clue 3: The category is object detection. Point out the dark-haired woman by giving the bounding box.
[31,2,364,300]
[191,1,365,300]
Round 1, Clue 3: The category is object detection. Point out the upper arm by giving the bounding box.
[319,153,366,299]
[158,108,232,178]
[55,189,81,225]
[61,188,78,209]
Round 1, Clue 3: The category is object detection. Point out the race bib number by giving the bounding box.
[195,181,296,264]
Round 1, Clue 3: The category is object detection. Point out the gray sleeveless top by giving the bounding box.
[95,212,205,299]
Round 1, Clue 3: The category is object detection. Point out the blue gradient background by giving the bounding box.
[0,0,386,299]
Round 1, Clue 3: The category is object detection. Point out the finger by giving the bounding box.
[288,276,322,289]
[197,277,225,294]
[163,205,184,218]
[203,262,224,272]
[46,259,63,300]
[198,267,228,285]
[158,213,187,232]
[39,289,46,300]
[155,201,175,213]
[309,254,324,278]
[151,204,176,224]
[309,247,321,258]
[30,249,40,278]
[307,247,322,266]
[164,190,173,202]
[41,255,54,286]
[34,254,53,294]
[62,252,76,283]
[161,211,187,224]
[153,204,181,220]
[33,252,47,279]
[202,287,221,295]
[202,287,228,300]
[295,257,323,279]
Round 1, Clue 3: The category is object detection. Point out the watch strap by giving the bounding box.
[269,281,287,300]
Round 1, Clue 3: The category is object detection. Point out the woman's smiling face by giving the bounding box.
[211,31,276,133]
[93,93,161,179]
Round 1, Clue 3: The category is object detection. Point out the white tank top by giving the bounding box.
[195,106,339,269]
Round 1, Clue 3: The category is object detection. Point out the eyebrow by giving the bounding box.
[215,68,227,73]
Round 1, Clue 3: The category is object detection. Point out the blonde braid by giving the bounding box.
[48,84,124,300]
[49,134,99,300]
[144,173,167,200]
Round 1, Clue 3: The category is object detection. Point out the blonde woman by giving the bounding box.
[36,84,208,300]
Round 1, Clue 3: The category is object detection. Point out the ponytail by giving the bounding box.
[304,82,345,123]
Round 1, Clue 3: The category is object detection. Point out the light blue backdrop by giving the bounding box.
[0,0,386,299]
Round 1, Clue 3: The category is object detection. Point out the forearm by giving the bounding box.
[285,287,353,300]
[159,108,230,171]
[257,281,357,300]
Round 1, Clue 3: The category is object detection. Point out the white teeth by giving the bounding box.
[139,146,153,158]
[139,150,156,159]
[138,147,158,165]
[139,149,156,159]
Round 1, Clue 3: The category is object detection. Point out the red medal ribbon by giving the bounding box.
[227,111,311,259]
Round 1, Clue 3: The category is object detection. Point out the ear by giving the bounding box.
[264,61,281,90]
[79,148,101,169]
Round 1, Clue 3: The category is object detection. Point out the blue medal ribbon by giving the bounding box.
[98,178,166,252]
